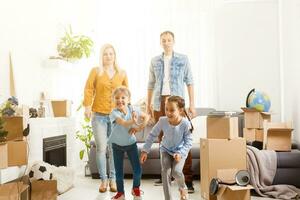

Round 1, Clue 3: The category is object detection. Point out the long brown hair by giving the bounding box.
[167,96,194,133]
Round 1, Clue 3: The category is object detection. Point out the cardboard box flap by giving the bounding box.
[268,128,294,132]
[241,107,271,115]
[227,185,254,191]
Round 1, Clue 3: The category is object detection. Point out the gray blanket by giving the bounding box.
[247,145,300,199]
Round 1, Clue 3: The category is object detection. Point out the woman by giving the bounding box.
[83,44,128,193]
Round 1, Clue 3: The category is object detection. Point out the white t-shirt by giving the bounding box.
[161,55,172,95]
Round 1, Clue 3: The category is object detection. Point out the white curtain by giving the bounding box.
[86,0,217,107]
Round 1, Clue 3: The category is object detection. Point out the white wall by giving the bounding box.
[213,0,281,122]
[0,0,96,106]
[281,0,300,143]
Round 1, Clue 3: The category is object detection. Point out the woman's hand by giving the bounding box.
[84,106,92,119]
[140,152,148,164]
[173,153,182,162]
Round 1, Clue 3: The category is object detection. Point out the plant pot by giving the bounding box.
[85,162,91,177]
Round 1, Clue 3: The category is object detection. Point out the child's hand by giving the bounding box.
[140,152,148,164]
[129,127,139,135]
[132,111,138,125]
[173,153,181,162]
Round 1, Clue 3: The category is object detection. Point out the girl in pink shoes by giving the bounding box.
[109,86,149,200]
[140,96,193,200]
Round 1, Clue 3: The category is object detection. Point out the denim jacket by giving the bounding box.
[148,52,194,111]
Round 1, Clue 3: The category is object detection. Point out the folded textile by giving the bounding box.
[247,145,300,199]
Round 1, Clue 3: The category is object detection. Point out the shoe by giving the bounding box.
[109,180,117,192]
[111,192,125,200]
[180,188,189,200]
[132,187,143,200]
[170,177,175,184]
[99,179,108,193]
[185,181,195,194]
[154,179,162,186]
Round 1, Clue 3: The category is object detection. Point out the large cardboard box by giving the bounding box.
[0,144,8,169]
[31,180,57,200]
[51,100,71,117]
[200,138,247,200]
[3,116,24,141]
[207,116,239,139]
[8,141,28,167]
[264,122,293,151]
[243,128,264,142]
[242,108,271,128]
[0,181,29,200]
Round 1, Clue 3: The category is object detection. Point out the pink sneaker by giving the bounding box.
[132,187,143,200]
[111,192,125,200]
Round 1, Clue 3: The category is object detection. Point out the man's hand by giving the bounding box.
[188,106,196,119]
[140,152,148,164]
[84,106,92,119]
[173,153,182,162]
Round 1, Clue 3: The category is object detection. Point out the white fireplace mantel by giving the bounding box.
[28,117,76,167]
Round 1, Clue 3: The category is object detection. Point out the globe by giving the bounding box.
[246,89,271,112]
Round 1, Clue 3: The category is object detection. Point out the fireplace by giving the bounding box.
[43,135,67,167]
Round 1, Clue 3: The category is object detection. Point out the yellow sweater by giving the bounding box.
[83,67,128,114]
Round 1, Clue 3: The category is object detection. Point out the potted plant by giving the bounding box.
[54,26,94,62]
[76,116,93,176]
[0,117,8,144]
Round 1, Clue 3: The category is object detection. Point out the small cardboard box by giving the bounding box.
[207,116,239,139]
[264,122,293,151]
[8,140,28,167]
[3,116,24,141]
[216,169,253,200]
[31,180,57,200]
[241,108,271,128]
[217,185,253,200]
[243,128,264,142]
[0,144,8,169]
[0,181,29,200]
[51,100,71,117]
[200,138,247,200]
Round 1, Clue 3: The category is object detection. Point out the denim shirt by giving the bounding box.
[147,52,194,111]
[142,117,193,158]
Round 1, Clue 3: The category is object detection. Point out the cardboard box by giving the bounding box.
[3,116,24,141]
[200,138,247,200]
[8,140,28,167]
[217,185,253,200]
[215,169,253,200]
[0,181,29,200]
[31,180,57,200]
[207,116,239,139]
[264,122,293,151]
[243,128,264,142]
[51,100,71,117]
[241,108,271,128]
[0,144,8,169]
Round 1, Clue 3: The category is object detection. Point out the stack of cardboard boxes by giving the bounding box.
[0,116,29,200]
[242,108,293,151]
[200,114,252,200]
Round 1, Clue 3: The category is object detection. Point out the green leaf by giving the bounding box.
[79,150,84,160]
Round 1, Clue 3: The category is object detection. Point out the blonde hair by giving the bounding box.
[160,31,175,40]
[112,86,131,99]
[98,44,120,75]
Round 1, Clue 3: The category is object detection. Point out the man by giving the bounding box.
[147,31,196,193]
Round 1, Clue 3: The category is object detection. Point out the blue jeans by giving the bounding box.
[92,113,115,180]
[112,143,142,193]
